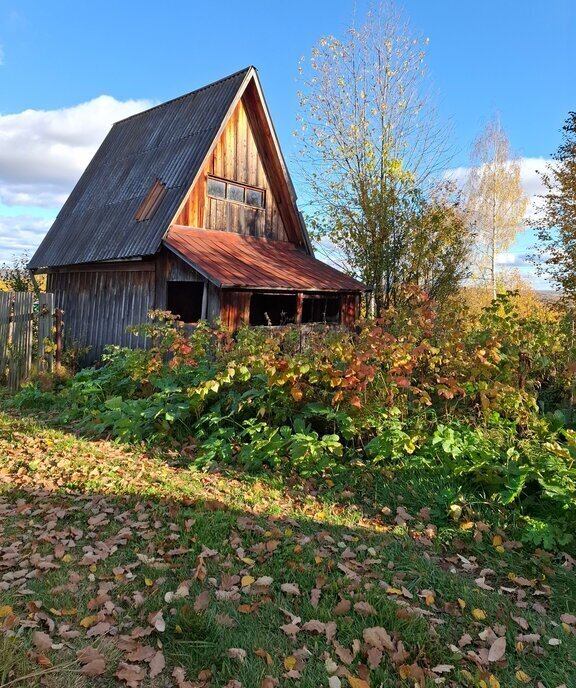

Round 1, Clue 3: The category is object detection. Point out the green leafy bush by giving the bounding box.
[7,294,576,549]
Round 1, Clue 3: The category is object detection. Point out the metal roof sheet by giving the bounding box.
[28,68,252,269]
[164,226,367,292]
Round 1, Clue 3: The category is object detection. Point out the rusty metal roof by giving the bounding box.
[164,226,367,292]
[29,68,252,269]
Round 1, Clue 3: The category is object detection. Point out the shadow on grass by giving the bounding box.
[1,411,576,687]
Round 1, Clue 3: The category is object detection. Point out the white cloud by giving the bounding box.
[0,214,53,262]
[0,95,153,209]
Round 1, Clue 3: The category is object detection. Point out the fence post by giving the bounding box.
[54,308,64,368]
[0,293,11,385]
[37,293,55,373]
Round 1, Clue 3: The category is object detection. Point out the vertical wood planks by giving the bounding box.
[174,99,288,241]
[6,293,33,389]
[37,292,55,373]
[0,292,11,383]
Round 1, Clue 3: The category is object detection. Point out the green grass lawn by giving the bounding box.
[0,411,575,687]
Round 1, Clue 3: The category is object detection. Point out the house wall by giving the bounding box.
[174,98,288,241]
[46,262,156,362]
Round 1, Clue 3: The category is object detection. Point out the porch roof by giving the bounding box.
[163,226,367,292]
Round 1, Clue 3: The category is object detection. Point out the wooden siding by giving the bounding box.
[341,293,360,328]
[220,290,251,330]
[47,265,155,362]
[174,98,288,241]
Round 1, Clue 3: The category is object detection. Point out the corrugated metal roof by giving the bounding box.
[164,226,367,292]
[29,68,252,269]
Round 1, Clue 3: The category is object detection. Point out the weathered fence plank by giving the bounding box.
[0,292,11,382]
[38,293,55,373]
[0,292,56,389]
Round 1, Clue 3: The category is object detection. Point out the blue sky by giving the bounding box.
[1,0,574,286]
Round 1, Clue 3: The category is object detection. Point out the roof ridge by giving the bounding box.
[113,66,255,126]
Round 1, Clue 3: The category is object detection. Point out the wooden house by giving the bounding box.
[29,67,366,359]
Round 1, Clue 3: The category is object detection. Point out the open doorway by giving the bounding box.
[166,281,204,323]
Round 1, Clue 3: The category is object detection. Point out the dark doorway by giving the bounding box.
[302,295,341,324]
[249,293,297,325]
[166,281,204,323]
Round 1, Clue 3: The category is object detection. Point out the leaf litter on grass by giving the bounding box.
[0,412,575,687]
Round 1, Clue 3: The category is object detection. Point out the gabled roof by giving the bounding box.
[165,226,367,292]
[29,67,311,270]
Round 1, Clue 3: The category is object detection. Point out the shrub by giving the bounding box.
[6,295,576,549]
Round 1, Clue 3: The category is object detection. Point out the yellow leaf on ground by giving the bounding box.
[515,670,531,683]
[0,606,13,618]
[348,678,370,688]
[472,608,487,620]
[284,656,297,671]
[241,576,255,587]
[492,535,503,546]
[457,598,466,609]
[79,615,97,628]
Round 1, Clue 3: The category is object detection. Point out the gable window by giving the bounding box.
[207,175,265,210]
[207,178,226,199]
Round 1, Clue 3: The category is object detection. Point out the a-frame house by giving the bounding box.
[29,67,366,359]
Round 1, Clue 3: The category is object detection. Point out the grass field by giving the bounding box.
[0,411,575,687]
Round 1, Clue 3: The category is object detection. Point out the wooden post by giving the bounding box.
[54,309,63,368]
[201,282,208,320]
[295,293,303,325]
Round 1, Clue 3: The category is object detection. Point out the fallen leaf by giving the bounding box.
[333,598,351,615]
[149,651,165,678]
[194,590,210,613]
[281,583,300,596]
[363,627,394,651]
[354,601,376,616]
[32,631,52,652]
[515,670,531,684]
[116,662,146,687]
[367,647,382,669]
[431,664,454,673]
[348,678,370,688]
[254,648,273,666]
[227,648,247,663]
[488,636,506,662]
[472,608,487,620]
[147,610,165,632]
[86,621,112,637]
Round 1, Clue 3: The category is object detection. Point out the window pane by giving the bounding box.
[227,184,245,203]
[207,178,226,199]
[245,188,264,208]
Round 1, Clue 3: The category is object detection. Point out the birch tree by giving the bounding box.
[465,117,528,299]
[296,3,454,314]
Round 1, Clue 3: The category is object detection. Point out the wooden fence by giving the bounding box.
[0,292,61,390]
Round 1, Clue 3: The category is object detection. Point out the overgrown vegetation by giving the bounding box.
[7,290,576,553]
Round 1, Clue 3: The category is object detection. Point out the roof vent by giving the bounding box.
[135,179,167,221]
